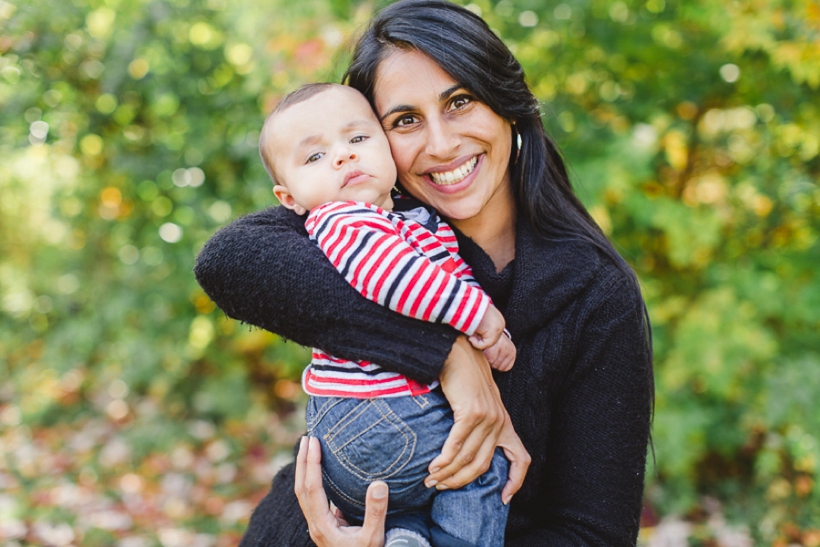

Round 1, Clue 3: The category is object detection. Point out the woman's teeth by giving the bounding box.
[429,157,478,186]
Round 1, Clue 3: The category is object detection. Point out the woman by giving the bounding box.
[194,1,653,545]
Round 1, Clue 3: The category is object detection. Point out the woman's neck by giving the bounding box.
[450,187,517,273]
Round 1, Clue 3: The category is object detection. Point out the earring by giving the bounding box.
[513,123,522,165]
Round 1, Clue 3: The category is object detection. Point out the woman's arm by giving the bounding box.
[508,282,652,546]
[426,336,530,502]
[194,206,459,384]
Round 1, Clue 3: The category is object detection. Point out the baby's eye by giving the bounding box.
[306,152,324,163]
[350,135,368,144]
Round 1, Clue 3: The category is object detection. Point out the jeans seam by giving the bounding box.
[413,394,429,409]
[369,400,416,478]
[322,467,367,512]
[374,400,416,478]
[323,399,371,444]
[307,397,344,430]
[325,400,417,481]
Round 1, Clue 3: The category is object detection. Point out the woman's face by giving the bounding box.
[373,49,513,223]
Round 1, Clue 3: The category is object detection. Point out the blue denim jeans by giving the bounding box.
[306,389,509,547]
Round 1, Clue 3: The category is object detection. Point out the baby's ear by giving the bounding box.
[273,185,307,215]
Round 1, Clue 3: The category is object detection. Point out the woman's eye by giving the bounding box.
[449,95,473,111]
[394,114,418,127]
[306,152,324,163]
[350,135,368,144]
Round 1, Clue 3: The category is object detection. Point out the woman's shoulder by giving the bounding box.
[202,206,308,250]
[508,224,643,335]
[236,204,305,228]
[195,206,310,288]
[530,221,637,287]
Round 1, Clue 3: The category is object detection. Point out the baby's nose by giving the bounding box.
[335,147,358,166]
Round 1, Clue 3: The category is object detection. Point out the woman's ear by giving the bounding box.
[273,185,307,215]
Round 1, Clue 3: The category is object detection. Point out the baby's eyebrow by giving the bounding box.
[342,119,376,130]
[295,120,375,150]
[296,134,322,150]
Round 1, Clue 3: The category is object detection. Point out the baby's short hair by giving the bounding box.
[259,82,336,185]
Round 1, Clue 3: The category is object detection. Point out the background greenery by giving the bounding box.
[1,0,818,545]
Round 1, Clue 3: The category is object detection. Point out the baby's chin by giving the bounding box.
[341,189,392,206]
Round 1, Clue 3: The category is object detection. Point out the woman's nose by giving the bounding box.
[425,116,460,159]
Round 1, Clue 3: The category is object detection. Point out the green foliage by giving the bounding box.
[1,0,818,543]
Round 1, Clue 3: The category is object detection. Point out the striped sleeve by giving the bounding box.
[306,201,491,335]
[433,222,483,290]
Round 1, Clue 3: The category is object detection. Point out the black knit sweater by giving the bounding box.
[194,205,653,546]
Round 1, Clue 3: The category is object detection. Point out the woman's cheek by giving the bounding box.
[386,132,418,180]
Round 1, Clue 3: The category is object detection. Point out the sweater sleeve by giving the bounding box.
[194,206,459,384]
[239,460,314,547]
[508,280,652,546]
[307,202,491,335]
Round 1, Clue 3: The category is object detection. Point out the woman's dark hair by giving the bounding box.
[345,0,619,265]
[343,0,653,417]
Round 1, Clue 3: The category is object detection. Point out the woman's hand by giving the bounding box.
[426,336,530,503]
[497,414,531,505]
[294,436,389,547]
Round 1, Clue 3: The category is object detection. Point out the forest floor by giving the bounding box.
[0,397,754,547]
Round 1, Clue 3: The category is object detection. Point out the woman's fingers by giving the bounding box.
[294,436,309,502]
[425,401,499,485]
[360,481,389,545]
[425,419,482,486]
[429,431,497,490]
[304,437,330,510]
[294,437,339,545]
[498,419,531,504]
[331,502,350,527]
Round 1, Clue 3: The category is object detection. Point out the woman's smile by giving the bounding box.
[425,155,479,187]
[421,154,484,196]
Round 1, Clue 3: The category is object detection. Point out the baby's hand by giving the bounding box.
[484,335,516,372]
[469,305,505,350]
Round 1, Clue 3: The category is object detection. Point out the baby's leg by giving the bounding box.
[306,393,453,528]
[430,449,510,547]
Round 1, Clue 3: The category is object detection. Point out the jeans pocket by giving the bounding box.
[306,397,345,434]
[323,399,416,482]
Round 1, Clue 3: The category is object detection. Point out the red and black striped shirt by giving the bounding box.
[302,201,491,398]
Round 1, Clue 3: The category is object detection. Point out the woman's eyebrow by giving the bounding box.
[379,85,465,122]
[379,104,413,123]
[438,84,463,101]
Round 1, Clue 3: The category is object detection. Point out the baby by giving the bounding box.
[259,82,515,547]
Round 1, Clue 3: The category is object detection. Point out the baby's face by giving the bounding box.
[269,86,397,213]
